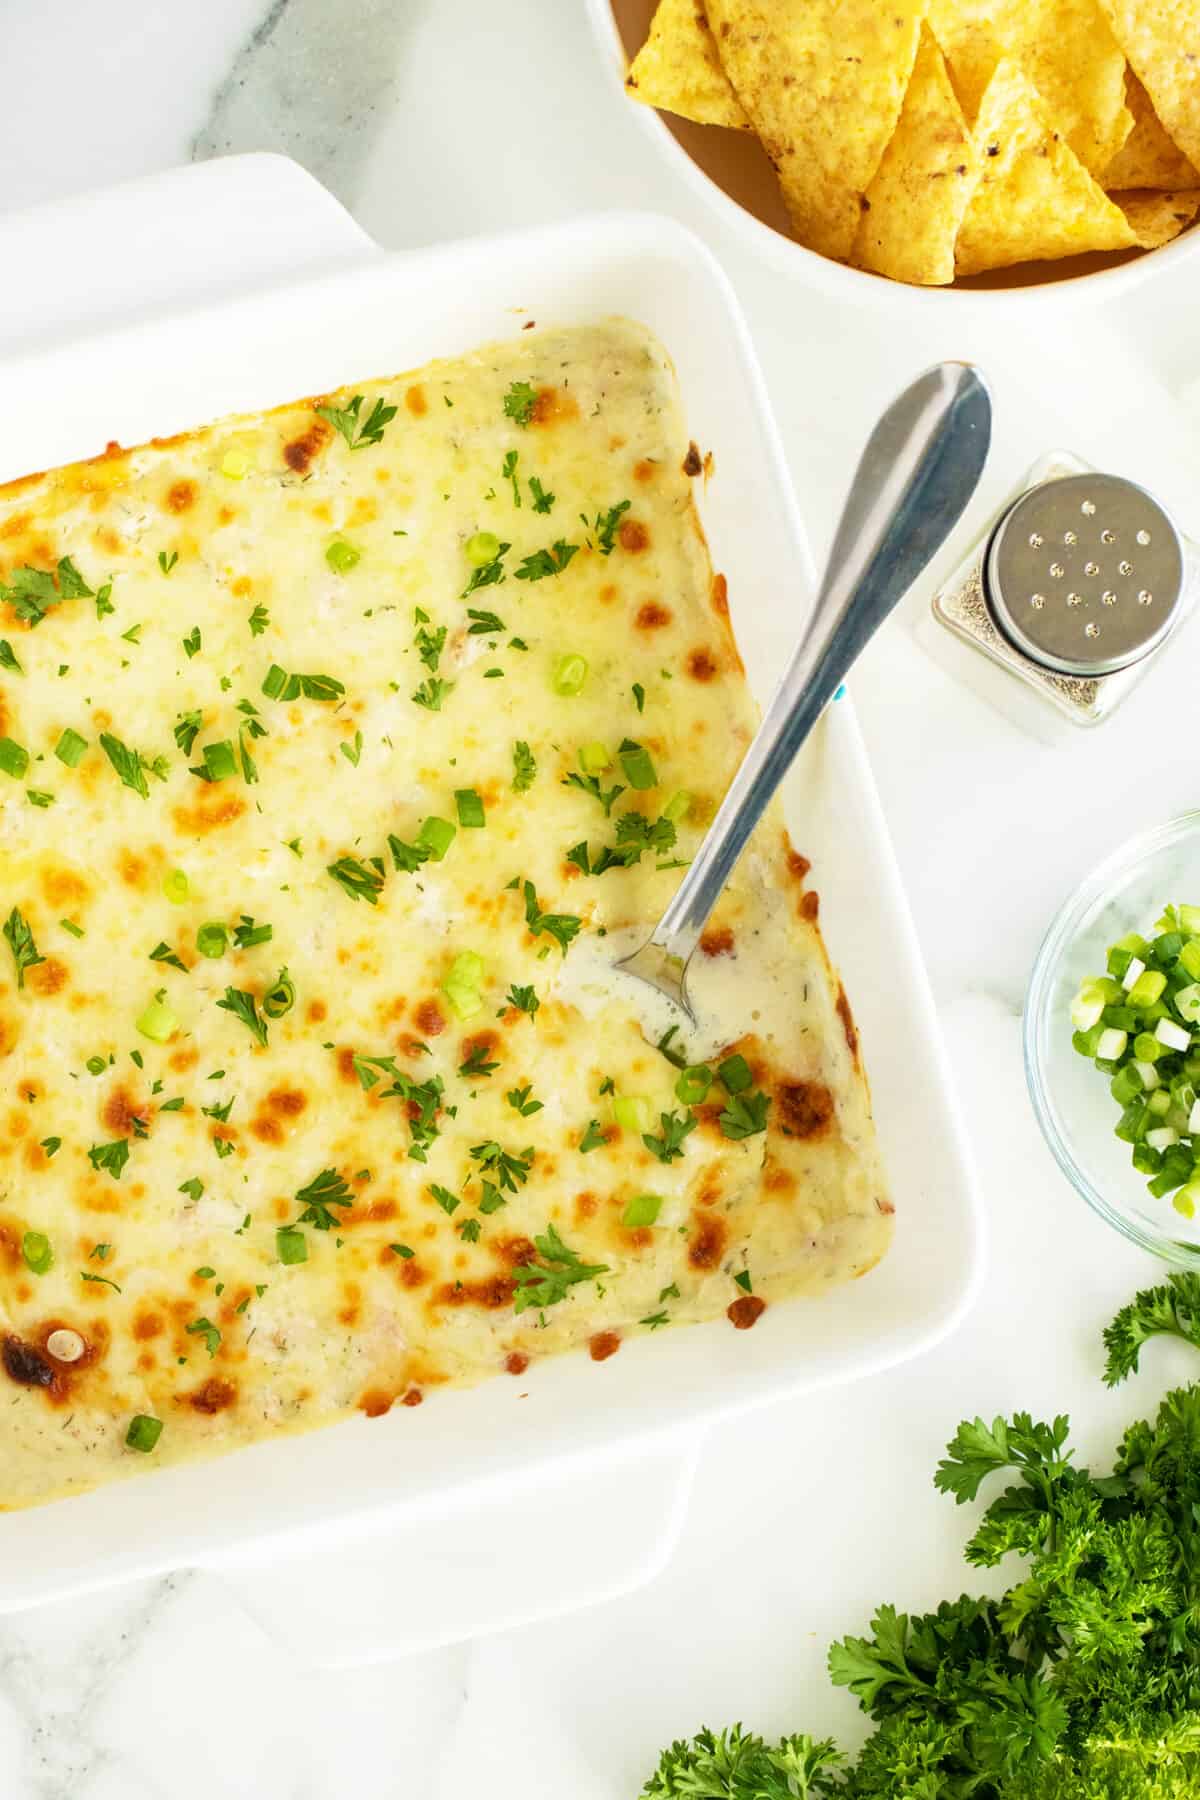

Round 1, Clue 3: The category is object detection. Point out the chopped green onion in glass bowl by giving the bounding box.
[1025,811,1200,1266]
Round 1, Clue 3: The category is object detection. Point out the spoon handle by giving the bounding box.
[644,361,991,967]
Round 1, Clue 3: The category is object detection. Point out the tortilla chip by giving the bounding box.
[929,0,1131,173]
[956,59,1136,275]
[706,0,924,261]
[853,26,979,286]
[1097,0,1200,169]
[1102,72,1200,188]
[626,0,751,130]
[1118,187,1200,247]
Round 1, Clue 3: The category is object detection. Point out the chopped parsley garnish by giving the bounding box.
[179,1177,204,1201]
[293,1167,354,1231]
[529,476,555,514]
[0,556,95,627]
[459,1042,500,1079]
[327,855,386,904]
[340,730,363,767]
[100,731,159,798]
[639,1311,669,1330]
[719,1088,771,1140]
[81,1271,122,1293]
[578,1119,606,1153]
[4,906,44,990]
[0,640,22,674]
[503,381,538,426]
[632,682,645,713]
[506,1084,543,1118]
[184,1317,221,1359]
[563,771,624,816]
[467,608,505,634]
[248,603,270,636]
[59,918,84,939]
[503,450,521,506]
[389,1243,415,1259]
[0,737,28,779]
[469,1139,534,1192]
[505,983,539,1017]
[512,1224,609,1315]
[40,1137,62,1158]
[88,1138,130,1180]
[158,550,179,576]
[189,738,237,784]
[150,940,187,972]
[458,1218,482,1243]
[261,664,345,703]
[456,788,486,829]
[183,627,201,658]
[216,986,268,1046]
[514,540,579,582]
[733,1269,753,1293]
[512,740,536,792]
[173,709,203,754]
[595,500,631,554]
[643,1109,697,1164]
[387,834,432,875]
[412,677,451,712]
[316,392,397,450]
[462,542,510,598]
[415,617,447,673]
[478,1182,507,1214]
[520,879,582,954]
[430,1184,460,1216]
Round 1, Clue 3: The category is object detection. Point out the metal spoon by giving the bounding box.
[616,361,992,1021]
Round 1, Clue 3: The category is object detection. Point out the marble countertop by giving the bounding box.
[5,4,1200,1797]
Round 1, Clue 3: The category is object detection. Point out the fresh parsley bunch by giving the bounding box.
[640,1275,1200,1799]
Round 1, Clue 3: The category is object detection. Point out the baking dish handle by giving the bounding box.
[201,1428,703,1667]
[0,153,376,353]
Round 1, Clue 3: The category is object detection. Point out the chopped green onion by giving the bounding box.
[126,1414,164,1453]
[1096,1027,1129,1062]
[1128,968,1167,1009]
[276,1226,308,1265]
[455,788,486,829]
[196,922,227,959]
[618,737,657,789]
[675,1064,713,1106]
[54,727,88,768]
[1070,977,1120,1031]
[0,737,29,779]
[663,789,693,824]
[612,1094,651,1133]
[220,450,249,479]
[621,1193,663,1229]
[325,540,361,574]
[196,740,237,782]
[22,1231,53,1276]
[466,530,500,567]
[1156,1019,1190,1053]
[578,742,611,775]
[163,868,190,905]
[136,996,179,1043]
[263,969,296,1018]
[418,815,456,860]
[551,654,588,696]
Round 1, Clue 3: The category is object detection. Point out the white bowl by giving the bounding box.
[588,0,1200,310]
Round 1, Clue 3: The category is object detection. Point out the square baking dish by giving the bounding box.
[0,157,982,1660]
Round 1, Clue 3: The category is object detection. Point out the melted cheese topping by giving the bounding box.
[0,321,890,1509]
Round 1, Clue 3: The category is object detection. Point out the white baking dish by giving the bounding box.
[0,156,982,1662]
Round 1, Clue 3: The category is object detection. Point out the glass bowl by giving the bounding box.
[1025,811,1200,1266]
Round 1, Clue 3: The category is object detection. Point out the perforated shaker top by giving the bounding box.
[985,473,1185,678]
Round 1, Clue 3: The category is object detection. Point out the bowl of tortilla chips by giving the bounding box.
[594,0,1200,294]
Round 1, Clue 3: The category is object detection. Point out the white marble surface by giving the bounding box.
[4,3,1200,1796]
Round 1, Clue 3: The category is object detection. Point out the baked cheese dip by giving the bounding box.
[0,320,890,1509]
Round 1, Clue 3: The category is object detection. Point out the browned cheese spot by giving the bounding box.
[531,387,580,426]
[165,480,197,513]
[687,646,718,681]
[799,890,820,922]
[700,925,734,957]
[359,1389,392,1418]
[27,957,68,997]
[172,790,247,834]
[284,416,332,474]
[683,442,703,477]
[619,519,650,553]
[505,1351,529,1375]
[589,1331,621,1362]
[836,986,859,1058]
[727,1295,767,1330]
[777,1080,834,1139]
[711,572,729,616]
[187,1376,237,1415]
[688,1211,728,1270]
[414,998,446,1037]
[636,600,672,631]
[405,385,428,416]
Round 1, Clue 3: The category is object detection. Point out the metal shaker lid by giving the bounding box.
[984,472,1185,678]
